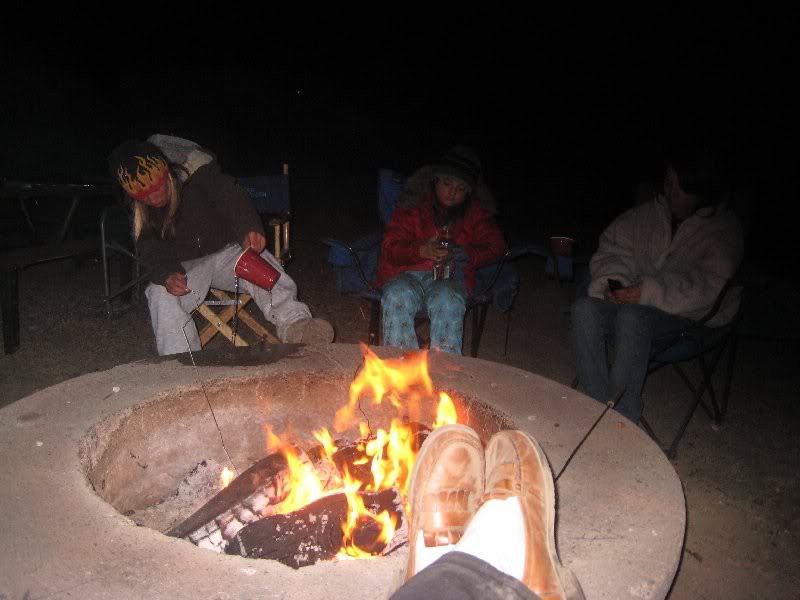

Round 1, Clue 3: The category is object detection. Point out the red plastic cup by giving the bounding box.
[234,248,281,290]
[549,236,576,257]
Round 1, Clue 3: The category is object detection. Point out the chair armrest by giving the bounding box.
[695,270,752,327]
[320,237,380,294]
[477,243,550,293]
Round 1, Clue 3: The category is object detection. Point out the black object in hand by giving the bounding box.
[608,278,623,291]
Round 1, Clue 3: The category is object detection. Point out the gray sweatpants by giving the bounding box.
[145,244,311,355]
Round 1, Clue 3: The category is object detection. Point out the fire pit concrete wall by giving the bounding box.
[0,344,685,599]
[81,371,513,517]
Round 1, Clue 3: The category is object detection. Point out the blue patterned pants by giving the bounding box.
[381,271,467,355]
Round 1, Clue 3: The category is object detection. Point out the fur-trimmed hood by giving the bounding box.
[397,166,497,214]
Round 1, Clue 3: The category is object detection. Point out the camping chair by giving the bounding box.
[322,168,538,357]
[638,273,746,457]
[571,271,746,458]
[194,167,291,347]
[100,202,149,320]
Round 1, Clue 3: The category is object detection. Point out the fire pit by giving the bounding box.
[82,346,513,566]
[0,344,685,599]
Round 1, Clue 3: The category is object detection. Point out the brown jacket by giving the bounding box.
[137,162,263,285]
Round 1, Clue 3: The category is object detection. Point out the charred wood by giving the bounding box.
[227,488,404,569]
[166,448,291,539]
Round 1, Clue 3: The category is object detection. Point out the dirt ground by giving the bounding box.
[1,216,799,599]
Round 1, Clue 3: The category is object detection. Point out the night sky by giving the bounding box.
[2,8,798,256]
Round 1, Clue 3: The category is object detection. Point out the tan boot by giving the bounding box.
[483,430,584,600]
[285,318,334,344]
[405,424,484,580]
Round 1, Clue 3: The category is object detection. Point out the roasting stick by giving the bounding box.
[182,295,240,477]
[554,387,625,482]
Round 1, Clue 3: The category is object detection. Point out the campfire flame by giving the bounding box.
[433,392,457,429]
[280,445,325,512]
[266,344,458,558]
[220,466,234,488]
[334,346,434,432]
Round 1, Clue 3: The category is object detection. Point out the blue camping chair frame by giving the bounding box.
[237,164,291,265]
[322,169,542,357]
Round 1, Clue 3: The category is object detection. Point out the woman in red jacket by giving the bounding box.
[377,146,507,354]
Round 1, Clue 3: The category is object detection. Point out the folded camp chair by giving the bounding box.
[571,270,747,458]
[322,168,538,357]
[195,169,291,347]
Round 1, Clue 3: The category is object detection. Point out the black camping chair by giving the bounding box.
[571,270,747,458]
[638,272,747,457]
[322,168,542,357]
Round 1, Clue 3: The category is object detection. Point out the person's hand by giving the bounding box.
[242,230,267,253]
[165,272,191,296]
[419,236,449,261]
[607,286,641,305]
[449,244,469,263]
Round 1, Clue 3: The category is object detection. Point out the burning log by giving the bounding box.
[167,426,424,560]
[167,445,341,552]
[166,449,289,540]
[331,423,430,490]
[226,488,405,569]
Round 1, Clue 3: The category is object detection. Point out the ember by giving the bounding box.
[170,344,462,567]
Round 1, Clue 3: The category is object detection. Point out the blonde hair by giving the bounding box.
[132,173,181,240]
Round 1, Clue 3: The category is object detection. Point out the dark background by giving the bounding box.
[2,8,798,264]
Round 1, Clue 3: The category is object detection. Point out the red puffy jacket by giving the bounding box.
[377,192,507,293]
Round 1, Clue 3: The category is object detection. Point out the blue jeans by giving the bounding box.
[570,296,691,422]
[381,271,467,355]
[390,552,537,600]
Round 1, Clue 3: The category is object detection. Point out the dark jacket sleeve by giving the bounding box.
[137,232,184,286]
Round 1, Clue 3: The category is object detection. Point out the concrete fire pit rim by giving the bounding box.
[0,344,685,600]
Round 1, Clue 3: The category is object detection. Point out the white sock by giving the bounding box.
[413,531,455,574]
[453,497,526,581]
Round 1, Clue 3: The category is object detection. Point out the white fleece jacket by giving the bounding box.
[589,196,744,327]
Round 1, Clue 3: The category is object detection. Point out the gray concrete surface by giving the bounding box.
[0,344,683,599]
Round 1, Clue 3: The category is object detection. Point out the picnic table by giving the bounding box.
[1,178,114,353]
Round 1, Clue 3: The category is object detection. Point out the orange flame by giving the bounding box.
[334,344,433,431]
[279,445,326,513]
[433,392,458,428]
[339,468,397,557]
[220,466,234,488]
[263,347,458,558]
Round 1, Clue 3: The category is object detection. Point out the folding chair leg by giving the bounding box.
[368,299,381,346]
[1,268,20,354]
[503,309,512,356]
[719,331,739,420]
[639,416,664,449]
[469,303,489,358]
[196,304,249,347]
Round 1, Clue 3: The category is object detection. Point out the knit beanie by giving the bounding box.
[108,140,169,200]
[432,145,482,190]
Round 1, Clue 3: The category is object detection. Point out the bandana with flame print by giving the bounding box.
[116,154,168,200]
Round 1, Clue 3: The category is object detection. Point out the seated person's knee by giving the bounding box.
[383,274,421,306]
[570,295,598,324]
